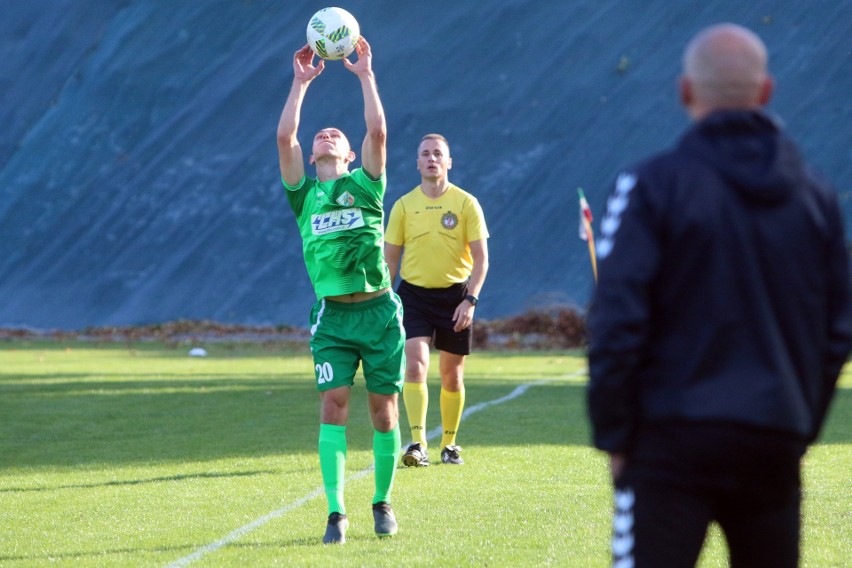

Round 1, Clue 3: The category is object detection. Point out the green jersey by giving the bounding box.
[283,168,391,298]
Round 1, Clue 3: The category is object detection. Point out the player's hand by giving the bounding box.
[342,36,373,77]
[609,453,627,481]
[452,300,475,332]
[294,44,324,82]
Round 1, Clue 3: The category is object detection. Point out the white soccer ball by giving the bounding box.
[306,7,360,60]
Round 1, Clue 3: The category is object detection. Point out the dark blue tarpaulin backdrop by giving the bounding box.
[1,0,850,329]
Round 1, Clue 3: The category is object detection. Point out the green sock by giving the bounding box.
[319,423,347,515]
[372,425,401,505]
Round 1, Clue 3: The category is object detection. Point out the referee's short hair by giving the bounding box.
[420,133,450,153]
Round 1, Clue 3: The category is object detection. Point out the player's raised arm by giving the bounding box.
[343,37,386,179]
[277,45,325,186]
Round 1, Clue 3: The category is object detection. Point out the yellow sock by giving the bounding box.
[440,388,465,448]
[403,381,429,447]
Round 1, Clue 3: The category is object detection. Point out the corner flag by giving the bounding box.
[578,188,597,282]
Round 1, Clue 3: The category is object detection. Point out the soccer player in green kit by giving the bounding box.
[276,37,404,545]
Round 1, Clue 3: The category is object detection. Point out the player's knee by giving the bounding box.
[405,359,428,380]
[320,389,349,424]
[320,404,348,425]
[440,361,465,389]
[441,375,463,391]
[371,408,398,432]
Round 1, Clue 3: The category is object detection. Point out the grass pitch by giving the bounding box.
[0,341,849,566]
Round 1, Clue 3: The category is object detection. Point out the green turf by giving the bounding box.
[0,342,849,566]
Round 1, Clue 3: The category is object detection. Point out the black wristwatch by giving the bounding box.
[464,294,479,306]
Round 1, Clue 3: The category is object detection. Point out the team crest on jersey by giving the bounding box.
[336,191,355,207]
[441,211,458,230]
[311,207,365,235]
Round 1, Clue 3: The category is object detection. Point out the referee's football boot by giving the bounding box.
[440,445,464,465]
[401,442,430,467]
[372,501,398,538]
[322,512,349,544]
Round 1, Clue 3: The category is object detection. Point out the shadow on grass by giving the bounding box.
[0,545,192,565]
[1,376,318,468]
[0,468,280,493]
[1,355,849,470]
[0,372,307,391]
[0,376,591,470]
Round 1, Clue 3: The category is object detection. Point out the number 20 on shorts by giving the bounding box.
[315,361,334,384]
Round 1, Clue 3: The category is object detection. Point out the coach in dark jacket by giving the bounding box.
[586,23,852,568]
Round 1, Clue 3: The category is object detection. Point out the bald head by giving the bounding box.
[680,23,773,119]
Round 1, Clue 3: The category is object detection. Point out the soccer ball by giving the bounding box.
[306,7,360,60]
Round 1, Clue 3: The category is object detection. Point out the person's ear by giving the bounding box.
[309,154,316,165]
[679,75,693,108]
[345,150,356,164]
[758,75,773,106]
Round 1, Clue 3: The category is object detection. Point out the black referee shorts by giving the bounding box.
[396,279,472,356]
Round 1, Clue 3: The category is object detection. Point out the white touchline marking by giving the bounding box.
[166,369,587,567]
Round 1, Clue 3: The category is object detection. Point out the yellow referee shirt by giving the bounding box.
[385,184,489,288]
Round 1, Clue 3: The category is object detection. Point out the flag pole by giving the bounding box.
[577,188,598,283]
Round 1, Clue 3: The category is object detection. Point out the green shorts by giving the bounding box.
[309,291,406,394]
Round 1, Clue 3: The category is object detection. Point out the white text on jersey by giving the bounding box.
[311,207,365,235]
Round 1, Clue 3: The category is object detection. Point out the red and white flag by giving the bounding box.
[577,188,598,282]
[578,188,594,241]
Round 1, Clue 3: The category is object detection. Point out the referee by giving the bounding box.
[385,133,489,466]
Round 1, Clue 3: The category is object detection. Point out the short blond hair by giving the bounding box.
[419,133,450,154]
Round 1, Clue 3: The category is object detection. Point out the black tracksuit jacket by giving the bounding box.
[586,110,852,454]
